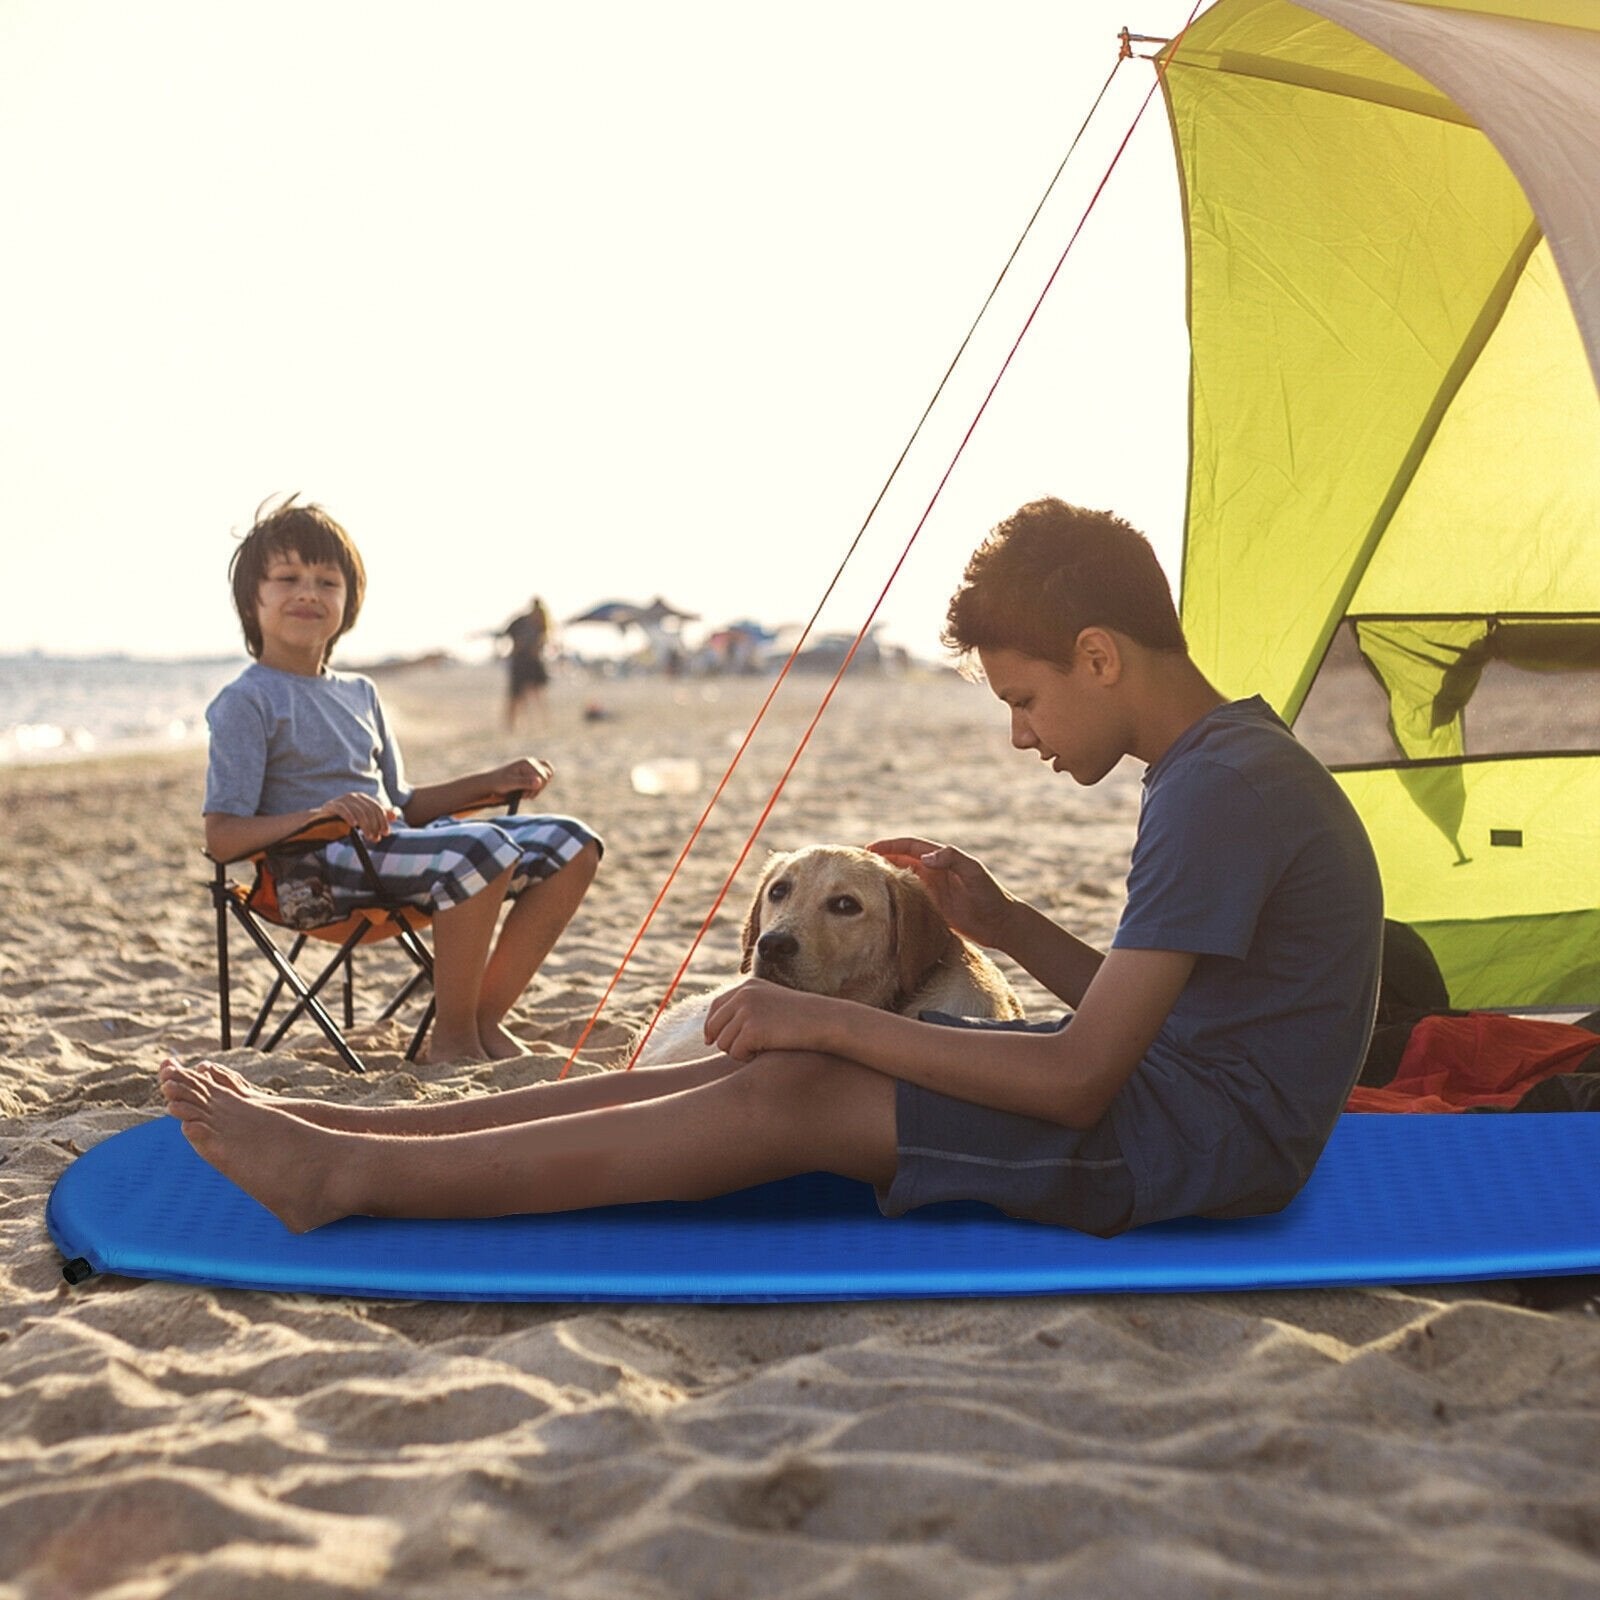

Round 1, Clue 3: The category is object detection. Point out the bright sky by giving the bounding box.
[1,0,1204,665]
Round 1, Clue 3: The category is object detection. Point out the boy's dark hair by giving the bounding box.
[229,494,366,666]
[944,498,1186,670]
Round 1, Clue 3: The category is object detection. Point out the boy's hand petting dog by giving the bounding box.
[316,791,398,842]
[869,836,1015,951]
[703,977,845,1062]
[493,757,553,802]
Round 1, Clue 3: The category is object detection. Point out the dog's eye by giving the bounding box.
[827,895,863,916]
[766,881,790,903]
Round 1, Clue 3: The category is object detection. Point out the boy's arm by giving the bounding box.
[991,897,1107,1010]
[401,758,552,826]
[204,791,395,863]
[705,946,1196,1129]
[871,835,1106,1007]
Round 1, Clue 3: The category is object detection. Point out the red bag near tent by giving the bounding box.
[1348,1013,1600,1115]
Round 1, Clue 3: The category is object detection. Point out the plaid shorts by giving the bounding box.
[319,813,600,914]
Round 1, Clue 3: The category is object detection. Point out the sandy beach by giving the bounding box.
[3,661,1598,1599]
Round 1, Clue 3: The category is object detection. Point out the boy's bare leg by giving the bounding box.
[161,1051,898,1234]
[165,1051,743,1134]
[475,840,600,1060]
[425,864,517,1063]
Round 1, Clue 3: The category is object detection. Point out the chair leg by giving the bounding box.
[392,917,435,981]
[262,926,368,1054]
[378,910,436,1059]
[406,999,436,1063]
[212,873,233,1050]
[247,932,307,1048]
[377,967,430,1023]
[225,903,367,1074]
[209,880,444,1075]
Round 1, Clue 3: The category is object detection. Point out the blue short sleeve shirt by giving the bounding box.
[1108,697,1383,1228]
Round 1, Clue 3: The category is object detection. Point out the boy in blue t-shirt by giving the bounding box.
[162,499,1381,1238]
[203,496,601,1065]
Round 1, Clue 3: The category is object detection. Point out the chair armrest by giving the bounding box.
[454,788,528,818]
[204,814,359,868]
[207,816,389,920]
[205,789,524,873]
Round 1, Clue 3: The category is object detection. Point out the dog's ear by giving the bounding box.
[889,866,954,1002]
[741,851,786,973]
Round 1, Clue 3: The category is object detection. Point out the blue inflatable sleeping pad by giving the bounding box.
[46,1111,1600,1302]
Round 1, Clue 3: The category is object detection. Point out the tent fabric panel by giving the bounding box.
[1167,4,1534,712]
[1307,0,1600,389]
[1347,240,1600,615]
[1392,0,1600,30]
[1334,756,1600,923]
[1338,755,1600,1007]
[1169,0,1465,119]
[1407,907,1600,1010]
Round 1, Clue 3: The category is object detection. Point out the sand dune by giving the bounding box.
[3,663,1598,1598]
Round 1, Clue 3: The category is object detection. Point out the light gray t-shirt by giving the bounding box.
[203,661,414,819]
[1109,697,1384,1229]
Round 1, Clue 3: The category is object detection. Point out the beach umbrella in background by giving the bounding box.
[564,600,648,633]
[565,596,702,669]
[1162,0,1600,1009]
[635,596,700,632]
[565,597,701,634]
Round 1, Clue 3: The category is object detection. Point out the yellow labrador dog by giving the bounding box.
[635,845,1022,1066]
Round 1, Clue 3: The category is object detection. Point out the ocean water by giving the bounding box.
[0,653,246,766]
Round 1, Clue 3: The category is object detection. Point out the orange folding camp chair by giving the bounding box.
[208,797,522,1073]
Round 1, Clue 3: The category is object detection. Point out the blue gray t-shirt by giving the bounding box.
[1108,696,1383,1228]
[203,662,414,818]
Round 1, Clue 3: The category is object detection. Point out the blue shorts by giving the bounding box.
[320,813,601,915]
[876,1014,1135,1238]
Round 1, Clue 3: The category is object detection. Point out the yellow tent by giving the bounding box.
[1162,0,1600,1006]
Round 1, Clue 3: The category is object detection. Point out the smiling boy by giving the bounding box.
[164,498,1381,1237]
[202,496,602,1065]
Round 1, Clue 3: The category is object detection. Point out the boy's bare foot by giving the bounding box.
[159,1063,354,1233]
[422,1029,487,1067]
[159,1057,353,1129]
[478,1021,530,1062]
[163,1057,262,1099]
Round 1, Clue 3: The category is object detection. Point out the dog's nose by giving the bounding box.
[756,930,798,961]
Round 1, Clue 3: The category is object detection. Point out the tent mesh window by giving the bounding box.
[1296,617,1600,767]
[1291,617,1600,1012]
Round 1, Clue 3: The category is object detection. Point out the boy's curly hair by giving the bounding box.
[944,498,1185,671]
[229,494,367,666]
